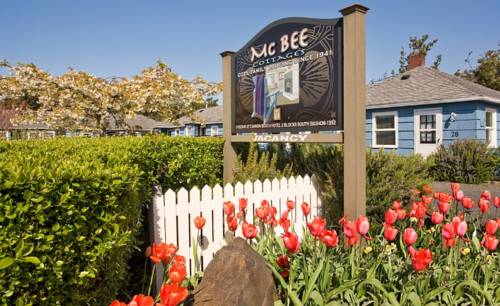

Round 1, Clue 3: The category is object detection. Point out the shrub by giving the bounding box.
[428,139,496,183]
[0,136,222,305]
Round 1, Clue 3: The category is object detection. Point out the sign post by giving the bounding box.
[221,4,368,217]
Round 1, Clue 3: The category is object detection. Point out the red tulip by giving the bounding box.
[403,228,417,246]
[194,216,206,230]
[454,190,464,201]
[442,223,455,240]
[280,270,289,278]
[282,231,300,253]
[150,243,177,265]
[438,201,451,214]
[407,245,416,256]
[431,211,444,224]
[271,206,277,217]
[286,200,295,211]
[422,195,432,205]
[172,255,185,266]
[277,255,289,269]
[481,190,491,201]
[110,301,126,306]
[397,208,407,220]
[383,223,398,241]
[483,235,498,252]
[485,219,498,235]
[411,248,432,272]
[226,215,238,231]
[321,229,338,248]
[444,237,456,247]
[438,192,452,203]
[239,198,248,211]
[451,182,460,193]
[159,283,189,306]
[355,215,370,238]
[392,200,402,210]
[494,196,500,208]
[410,202,426,219]
[279,217,290,232]
[145,246,152,258]
[454,220,467,238]
[461,197,473,210]
[169,261,187,284]
[342,220,358,239]
[301,202,311,216]
[385,209,398,225]
[479,198,490,214]
[223,201,235,216]
[307,217,326,238]
[128,294,154,306]
[256,206,270,221]
[242,222,257,239]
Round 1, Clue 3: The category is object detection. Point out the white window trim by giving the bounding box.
[372,111,398,149]
[485,107,497,148]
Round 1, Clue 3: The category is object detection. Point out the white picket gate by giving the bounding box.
[150,175,321,276]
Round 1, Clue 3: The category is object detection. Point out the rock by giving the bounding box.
[188,237,277,306]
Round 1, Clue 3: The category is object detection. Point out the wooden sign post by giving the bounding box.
[221,4,368,217]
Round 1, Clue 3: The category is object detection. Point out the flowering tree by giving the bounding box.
[0,61,221,133]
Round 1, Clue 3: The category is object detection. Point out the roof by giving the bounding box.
[366,66,500,109]
[108,114,174,131]
[176,105,222,126]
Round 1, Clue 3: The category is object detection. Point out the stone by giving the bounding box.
[188,237,276,306]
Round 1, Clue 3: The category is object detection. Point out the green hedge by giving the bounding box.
[0,136,222,305]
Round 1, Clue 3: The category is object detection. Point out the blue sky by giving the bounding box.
[1,0,499,82]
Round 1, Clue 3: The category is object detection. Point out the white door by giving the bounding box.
[414,108,443,157]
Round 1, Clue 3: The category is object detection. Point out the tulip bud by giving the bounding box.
[438,202,451,214]
[286,200,295,211]
[431,211,444,224]
[403,228,417,246]
[483,235,498,252]
[494,196,500,208]
[276,255,289,269]
[480,190,491,201]
[383,223,398,241]
[355,215,370,237]
[301,202,311,216]
[485,219,498,235]
[385,209,398,225]
[282,231,300,253]
[479,198,490,214]
[461,197,473,210]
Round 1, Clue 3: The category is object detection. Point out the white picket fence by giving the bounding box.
[150,175,321,276]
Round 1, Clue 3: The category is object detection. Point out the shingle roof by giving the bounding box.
[176,105,222,126]
[108,114,174,131]
[366,66,500,109]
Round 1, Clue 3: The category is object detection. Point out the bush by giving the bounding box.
[0,136,222,305]
[428,140,496,184]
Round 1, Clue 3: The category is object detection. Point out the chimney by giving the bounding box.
[408,53,425,70]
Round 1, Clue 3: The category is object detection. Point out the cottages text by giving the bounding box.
[250,28,309,67]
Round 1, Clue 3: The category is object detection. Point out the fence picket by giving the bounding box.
[200,185,213,271]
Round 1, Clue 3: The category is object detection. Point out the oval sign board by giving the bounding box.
[232,17,343,134]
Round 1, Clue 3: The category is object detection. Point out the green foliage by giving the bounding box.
[233,142,292,183]
[0,135,222,305]
[399,34,442,73]
[428,139,496,184]
[455,46,500,91]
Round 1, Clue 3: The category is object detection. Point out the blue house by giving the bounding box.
[365,65,500,156]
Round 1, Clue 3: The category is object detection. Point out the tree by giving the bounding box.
[0,60,221,133]
[399,34,442,73]
[455,46,500,91]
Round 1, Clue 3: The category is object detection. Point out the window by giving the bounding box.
[419,114,437,144]
[372,111,398,148]
[485,108,497,148]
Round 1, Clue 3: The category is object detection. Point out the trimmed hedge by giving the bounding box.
[0,136,222,305]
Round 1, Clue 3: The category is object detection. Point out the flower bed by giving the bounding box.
[112,184,499,305]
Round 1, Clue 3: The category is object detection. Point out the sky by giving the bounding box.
[1,0,499,83]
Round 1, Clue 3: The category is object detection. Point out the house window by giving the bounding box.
[372,111,398,148]
[419,114,436,144]
[485,108,497,147]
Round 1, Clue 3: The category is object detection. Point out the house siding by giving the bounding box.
[366,101,490,155]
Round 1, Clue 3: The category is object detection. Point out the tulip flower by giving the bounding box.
[438,201,451,214]
[422,195,432,205]
[483,235,498,252]
[342,219,358,240]
[307,217,326,238]
[242,222,258,239]
[454,220,467,238]
[239,198,248,211]
[461,197,473,210]
[479,198,490,214]
[454,190,464,201]
[494,196,500,208]
[431,211,444,224]
[411,248,432,272]
[442,223,456,240]
[256,206,270,221]
[172,255,186,266]
[150,243,177,265]
[223,201,235,216]
[383,223,398,241]
[279,217,290,232]
[438,192,453,204]
[286,200,295,211]
[276,255,289,269]
[160,283,189,306]
[485,219,498,235]
[110,301,126,306]
[355,215,370,238]
[481,190,491,201]
[128,294,154,306]
[301,202,311,216]
[397,208,407,220]
[385,209,398,225]
[169,261,187,284]
[451,182,460,193]
[345,235,359,246]
[282,231,300,253]
[407,245,416,257]
[403,228,417,246]
[410,202,426,219]
[194,216,206,230]
[226,215,238,231]
[280,270,289,278]
[321,229,338,248]
[392,200,402,210]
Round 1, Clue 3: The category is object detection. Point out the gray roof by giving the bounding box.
[107,114,174,131]
[367,66,500,109]
[176,105,222,126]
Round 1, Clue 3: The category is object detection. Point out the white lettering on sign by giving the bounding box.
[253,134,309,142]
[250,28,309,62]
